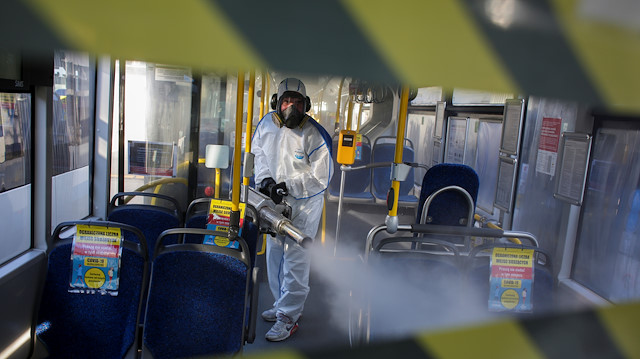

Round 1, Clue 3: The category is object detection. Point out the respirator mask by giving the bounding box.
[282,105,304,128]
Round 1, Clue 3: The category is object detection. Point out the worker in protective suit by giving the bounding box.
[251,77,333,341]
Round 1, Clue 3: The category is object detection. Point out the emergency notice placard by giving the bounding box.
[536,117,562,176]
[489,247,534,312]
[204,199,246,248]
[69,225,122,296]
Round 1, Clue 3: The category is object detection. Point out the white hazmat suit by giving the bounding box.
[251,79,333,322]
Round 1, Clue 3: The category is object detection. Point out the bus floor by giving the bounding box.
[244,200,417,354]
[244,261,352,353]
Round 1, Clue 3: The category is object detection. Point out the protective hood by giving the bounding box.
[277,78,307,99]
[276,78,308,128]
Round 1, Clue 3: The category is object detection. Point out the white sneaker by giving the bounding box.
[261,307,277,322]
[265,314,298,342]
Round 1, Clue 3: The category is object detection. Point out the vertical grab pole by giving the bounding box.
[357,103,364,132]
[385,86,410,233]
[334,96,355,256]
[264,72,271,114]
[230,70,245,239]
[257,71,268,256]
[346,98,354,130]
[243,70,256,200]
[334,165,347,256]
[215,168,221,198]
[334,77,345,132]
[117,60,126,201]
[259,71,266,119]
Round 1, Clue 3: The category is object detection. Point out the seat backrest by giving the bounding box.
[107,192,182,260]
[36,220,148,359]
[371,136,416,200]
[184,197,211,233]
[367,237,462,339]
[372,237,462,283]
[184,198,260,268]
[329,135,372,197]
[417,163,479,226]
[465,243,554,315]
[143,228,251,358]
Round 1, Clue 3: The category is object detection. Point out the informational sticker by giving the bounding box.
[554,133,592,206]
[445,117,467,164]
[354,134,363,161]
[536,117,562,176]
[489,247,534,312]
[204,199,246,248]
[154,66,192,83]
[69,225,122,296]
[500,99,524,155]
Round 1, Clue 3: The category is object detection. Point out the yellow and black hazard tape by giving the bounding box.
[2,0,639,112]
[238,300,640,359]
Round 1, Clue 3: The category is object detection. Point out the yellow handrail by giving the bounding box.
[264,72,270,115]
[231,70,245,217]
[215,168,221,198]
[346,98,354,131]
[473,214,522,245]
[126,177,188,204]
[259,71,266,119]
[388,86,410,220]
[257,70,268,256]
[244,70,256,187]
[132,177,188,193]
[357,103,364,132]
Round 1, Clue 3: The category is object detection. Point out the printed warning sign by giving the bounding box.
[489,247,534,312]
[204,199,246,249]
[536,117,562,176]
[69,225,122,296]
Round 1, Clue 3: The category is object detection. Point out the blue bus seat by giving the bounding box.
[107,192,183,261]
[183,198,260,268]
[465,243,554,315]
[417,163,479,226]
[366,236,462,340]
[371,136,418,206]
[183,198,261,343]
[327,134,374,203]
[184,198,212,230]
[371,237,462,282]
[36,220,149,359]
[142,228,258,358]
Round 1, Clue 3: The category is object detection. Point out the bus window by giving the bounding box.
[111,61,192,210]
[406,112,435,183]
[573,126,640,302]
[196,72,228,198]
[51,50,92,226]
[474,120,502,215]
[0,92,32,264]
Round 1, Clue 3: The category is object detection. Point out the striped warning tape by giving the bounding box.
[2,0,639,111]
[237,301,640,359]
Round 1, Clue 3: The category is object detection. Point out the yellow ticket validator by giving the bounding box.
[337,130,357,165]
